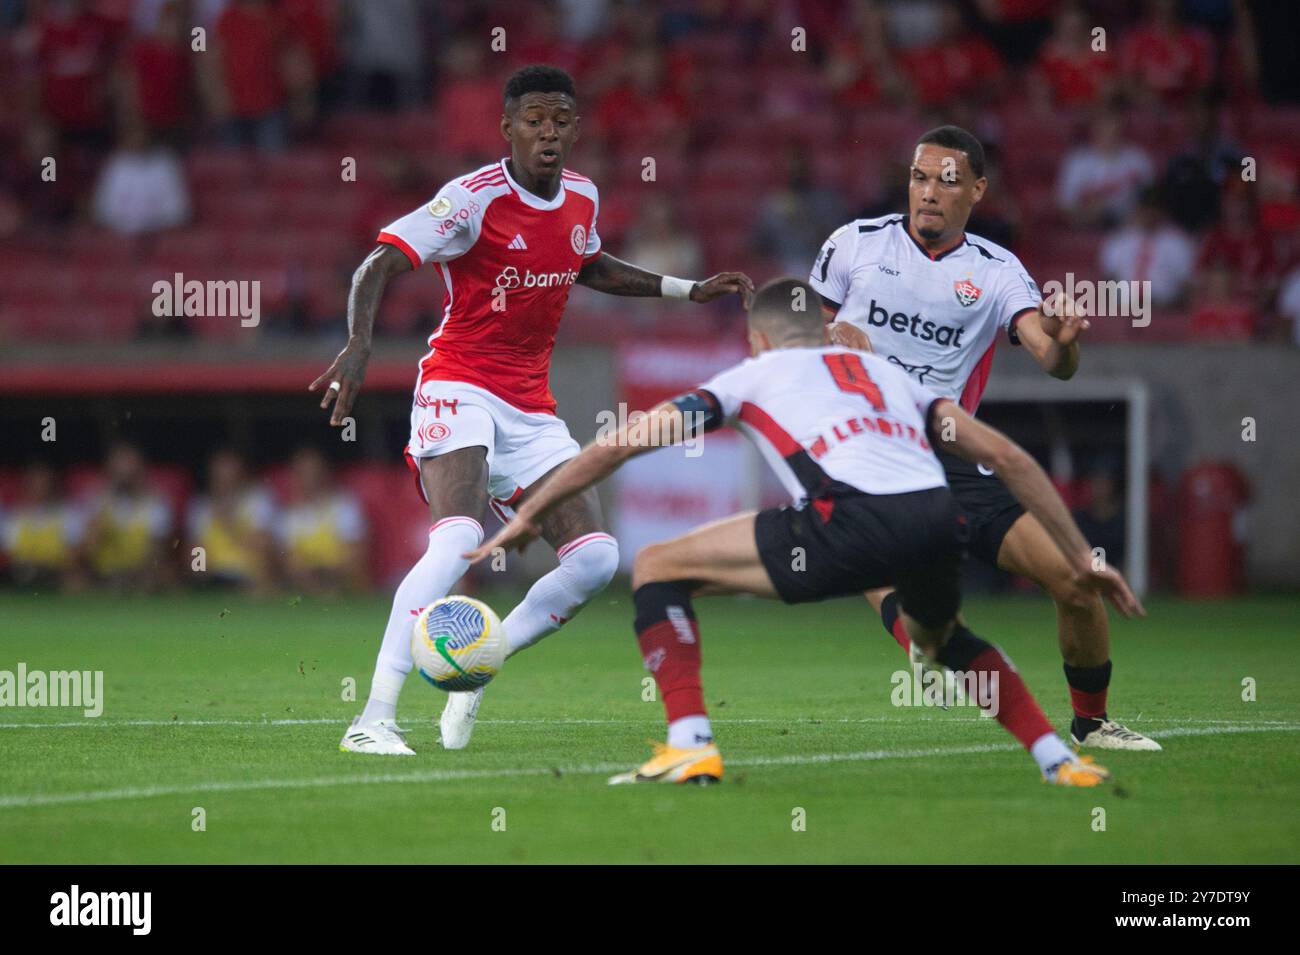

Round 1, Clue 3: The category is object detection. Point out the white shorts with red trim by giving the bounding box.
[405,379,580,509]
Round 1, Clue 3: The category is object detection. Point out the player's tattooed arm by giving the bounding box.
[1014,291,1087,380]
[931,399,1144,618]
[309,243,412,425]
[577,252,754,305]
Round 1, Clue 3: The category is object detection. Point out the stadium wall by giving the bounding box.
[991,342,1299,589]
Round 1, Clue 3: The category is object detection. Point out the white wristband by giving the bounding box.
[661,275,695,300]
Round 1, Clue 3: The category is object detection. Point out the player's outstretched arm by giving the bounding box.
[930,398,1144,618]
[1013,290,1087,380]
[309,243,412,426]
[577,252,753,306]
[464,403,686,562]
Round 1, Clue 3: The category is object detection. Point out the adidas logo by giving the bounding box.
[507,234,528,250]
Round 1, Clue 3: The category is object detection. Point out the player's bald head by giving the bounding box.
[748,278,825,346]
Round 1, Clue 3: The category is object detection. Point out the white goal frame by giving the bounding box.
[980,376,1150,597]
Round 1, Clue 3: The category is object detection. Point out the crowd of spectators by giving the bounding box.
[0,443,374,594]
[1,0,1298,344]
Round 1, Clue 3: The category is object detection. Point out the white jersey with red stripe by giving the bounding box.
[377,159,602,415]
[697,345,947,503]
[808,215,1042,413]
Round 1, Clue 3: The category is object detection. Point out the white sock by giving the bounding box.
[359,516,484,724]
[668,715,714,749]
[502,533,618,656]
[1030,732,1074,776]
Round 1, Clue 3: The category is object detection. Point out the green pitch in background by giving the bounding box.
[0,591,1296,864]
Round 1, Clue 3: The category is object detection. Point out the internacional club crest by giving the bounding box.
[954,277,982,307]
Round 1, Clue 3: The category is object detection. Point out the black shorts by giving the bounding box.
[755,485,966,630]
[934,449,1025,565]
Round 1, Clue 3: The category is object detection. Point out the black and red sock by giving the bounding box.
[937,625,1056,750]
[879,592,912,652]
[1064,660,1111,735]
[632,581,706,725]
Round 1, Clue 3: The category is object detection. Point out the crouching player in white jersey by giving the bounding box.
[312,66,753,755]
[467,279,1144,786]
[812,126,1159,752]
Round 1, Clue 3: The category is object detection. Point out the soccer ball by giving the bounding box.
[411,596,507,693]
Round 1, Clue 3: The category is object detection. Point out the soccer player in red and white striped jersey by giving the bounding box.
[313,66,753,755]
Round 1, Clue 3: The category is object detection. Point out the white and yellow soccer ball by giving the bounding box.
[411,596,507,693]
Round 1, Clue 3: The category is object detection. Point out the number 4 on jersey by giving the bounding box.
[823,353,886,411]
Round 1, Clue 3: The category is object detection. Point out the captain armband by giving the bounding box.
[669,390,725,437]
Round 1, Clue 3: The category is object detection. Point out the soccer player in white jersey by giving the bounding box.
[810,126,1159,752]
[468,279,1144,786]
[312,66,753,755]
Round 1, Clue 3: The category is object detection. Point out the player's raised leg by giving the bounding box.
[438,478,618,750]
[996,513,1159,751]
[609,511,774,785]
[341,448,488,755]
[896,599,1111,788]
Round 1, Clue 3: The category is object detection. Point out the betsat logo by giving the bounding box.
[494,266,579,290]
[865,299,967,348]
[50,885,151,935]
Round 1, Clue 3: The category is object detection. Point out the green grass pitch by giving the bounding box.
[0,590,1296,863]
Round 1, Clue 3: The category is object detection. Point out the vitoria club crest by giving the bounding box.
[954,278,982,307]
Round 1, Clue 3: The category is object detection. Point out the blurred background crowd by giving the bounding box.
[1,0,1296,595]
[1,0,1298,344]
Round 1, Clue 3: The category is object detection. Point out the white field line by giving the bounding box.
[1,715,1298,730]
[0,723,1295,811]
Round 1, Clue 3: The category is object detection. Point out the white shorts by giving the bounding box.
[404,380,580,512]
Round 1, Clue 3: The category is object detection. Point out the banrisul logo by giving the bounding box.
[50,885,151,935]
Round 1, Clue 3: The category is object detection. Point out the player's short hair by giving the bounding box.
[748,278,825,343]
[916,125,986,179]
[503,65,577,109]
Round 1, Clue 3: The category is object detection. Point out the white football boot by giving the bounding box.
[908,642,964,709]
[338,716,415,756]
[439,687,484,750]
[1072,718,1162,751]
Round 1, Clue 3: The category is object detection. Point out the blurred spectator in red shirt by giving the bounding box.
[508,2,582,76]
[435,38,505,166]
[1118,0,1214,105]
[1190,262,1256,341]
[594,46,689,155]
[1255,147,1300,266]
[1031,2,1116,109]
[211,0,290,149]
[1197,190,1277,303]
[897,4,1007,107]
[1056,108,1155,228]
[119,0,191,145]
[825,0,907,109]
[34,0,117,136]
[284,0,338,83]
